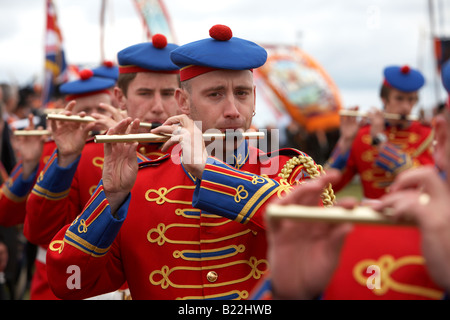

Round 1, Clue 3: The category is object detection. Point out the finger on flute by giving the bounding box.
[266,204,415,226]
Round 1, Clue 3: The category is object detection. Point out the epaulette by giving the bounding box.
[261,147,335,207]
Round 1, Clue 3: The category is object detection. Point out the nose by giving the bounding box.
[150,93,164,115]
[223,96,240,119]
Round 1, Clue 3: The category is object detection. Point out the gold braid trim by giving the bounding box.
[278,154,336,207]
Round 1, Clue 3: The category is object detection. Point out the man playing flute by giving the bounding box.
[254,61,450,301]
[23,35,180,299]
[45,24,332,300]
[323,65,441,299]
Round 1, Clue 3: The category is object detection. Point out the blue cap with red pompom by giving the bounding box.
[383,65,425,92]
[117,34,179,74]
[59,69,116,100]
[92,61,119,81]
[170,24,267,81]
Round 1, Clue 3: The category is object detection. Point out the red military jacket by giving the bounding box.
[329,121,434,199]
[23,139,162,300]
[45,142,327,300]
[324,121,443,299]
[0,140,56,227]
[24,139,160,246]
[0,140,57,300]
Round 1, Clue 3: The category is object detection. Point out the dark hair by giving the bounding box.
[116,73,137,97]
[379,83,390,100]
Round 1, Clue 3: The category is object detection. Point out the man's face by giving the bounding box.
[120,72,180,132]
[73,93,112,131]
[383,88,419,116]
[181,70,255,134]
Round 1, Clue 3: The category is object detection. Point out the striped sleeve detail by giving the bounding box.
[63,181,129,257]
[2,162,38,202]
[250,275,273,300]
[375,143,412,173]
[192,157,283,224]
[30,150,80,201]
[325,145,350,170]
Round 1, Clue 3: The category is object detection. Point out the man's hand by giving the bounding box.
[102,118,140,215]
[337,106,365,153]
[152,114,207,179]
[14,114,48,179]
[266,170,354,299]
[372,166,450,292]
[50,100,96,167]
[90,103,128,131]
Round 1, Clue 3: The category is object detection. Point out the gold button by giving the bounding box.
[206,271,218,283]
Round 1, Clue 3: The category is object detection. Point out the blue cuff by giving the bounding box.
[192,157,282,224]
[3,163,38,200]
[327,148,350,170]
[64,181,130,257]
[31,150,80,200]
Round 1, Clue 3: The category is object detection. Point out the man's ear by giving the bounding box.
[114,87,127,110]
[175,88,190,115]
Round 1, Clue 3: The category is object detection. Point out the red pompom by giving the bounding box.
[209,24,232,41]
[103,60,114,68]
[79,69,94,80]
[152,34,168,49]
[401,65,410,74]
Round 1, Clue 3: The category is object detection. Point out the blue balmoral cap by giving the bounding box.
[383,65,425,92]
[117,34,179,74]
[441,60,450,93]
[60,69,116,100]
[170,24,268,81]
[92,61,119,81]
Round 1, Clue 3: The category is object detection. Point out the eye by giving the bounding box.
[161,90,175,97]
[208,92,222,98]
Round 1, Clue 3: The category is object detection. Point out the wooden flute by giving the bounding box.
[265,204,415,226]
[94,131,265,143]
[46,114,160,129]
[339,109,419,121]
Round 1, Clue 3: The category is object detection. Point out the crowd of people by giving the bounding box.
[0,23,449,301]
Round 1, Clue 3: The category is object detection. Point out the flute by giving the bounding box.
[13,130,52,136]
[339,109,419,121]
[94,131,265,143]
[265,204,415,226]
[47,114,161,129]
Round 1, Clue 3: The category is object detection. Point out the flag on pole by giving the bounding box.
[132,0,177,43]
[42,0,68,108]
[434,37,450,72]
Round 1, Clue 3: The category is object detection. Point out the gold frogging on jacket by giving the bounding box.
[147,222,255,246]
[149,256,268,290]
[145,185,196,205]
[353,254,443,299]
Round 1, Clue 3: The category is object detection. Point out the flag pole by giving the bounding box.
[428,0,441,104]
[100,0,106,62]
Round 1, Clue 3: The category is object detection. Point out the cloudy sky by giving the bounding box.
[1,0,449,125]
